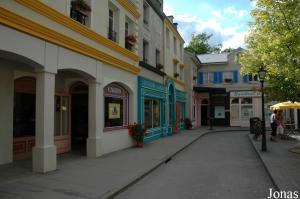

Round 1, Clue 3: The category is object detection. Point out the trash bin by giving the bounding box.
[250,117,260,134]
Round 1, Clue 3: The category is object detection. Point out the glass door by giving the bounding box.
[54,94,71,154]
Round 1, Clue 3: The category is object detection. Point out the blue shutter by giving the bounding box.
[213,72,218,84]
[233,71,238,83]
[197,72,203,84]
[243,75,249,82]
[218,72,223,83]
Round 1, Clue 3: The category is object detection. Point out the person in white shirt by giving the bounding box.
[270,110,278,141]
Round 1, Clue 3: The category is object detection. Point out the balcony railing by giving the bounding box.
[70,8,88,25]
[108,29,117,42]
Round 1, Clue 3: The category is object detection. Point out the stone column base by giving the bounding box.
[32,145,57,173]
[86,137,102,158]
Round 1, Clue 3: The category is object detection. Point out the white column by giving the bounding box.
[32,71,57,173]
[87,80,103,158]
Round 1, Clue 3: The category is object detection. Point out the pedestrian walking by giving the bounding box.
[270,110,277,141]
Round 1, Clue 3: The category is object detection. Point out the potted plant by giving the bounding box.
[126,33,137,44]
[224,78,232,83]
[71,0,91,12]
[174,73,179,78]
[193,76,197,80]
[184,118,193,130]
[156,63,164,70]
[128,123,147,147]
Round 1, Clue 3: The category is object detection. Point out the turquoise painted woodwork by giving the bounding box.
[138,77,188,142]
[166,80,176,135]
[138,76,166,142]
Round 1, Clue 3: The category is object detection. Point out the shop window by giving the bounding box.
[104,83,128,129]
[144,99,160,129]
[241,97,252,104]
[231,98,239,104]
[13,77,36,137]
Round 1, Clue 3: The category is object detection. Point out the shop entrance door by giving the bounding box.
[54,94,71,154]
[70,82,88,155]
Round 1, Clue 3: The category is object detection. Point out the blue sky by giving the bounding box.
[164,0,256,49]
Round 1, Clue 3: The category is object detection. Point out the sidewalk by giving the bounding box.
[0,127,246,199]
[248,133,300,192]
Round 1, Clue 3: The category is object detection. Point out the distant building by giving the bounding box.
[195,49,271,127]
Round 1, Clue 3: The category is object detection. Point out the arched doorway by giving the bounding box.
[201,99,209,126]
[70,82,89,154]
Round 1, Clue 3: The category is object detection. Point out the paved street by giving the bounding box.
[116,131,274,199]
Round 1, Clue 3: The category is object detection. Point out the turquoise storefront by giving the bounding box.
[138,76,187,142]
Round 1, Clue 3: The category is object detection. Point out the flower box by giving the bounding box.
[174,73,179,78]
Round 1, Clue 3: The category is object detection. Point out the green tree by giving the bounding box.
[222,48,235,53]
[239,0,300,102]
[185,33,222,54]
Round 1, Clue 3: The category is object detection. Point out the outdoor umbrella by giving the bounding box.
[270,101,300,110]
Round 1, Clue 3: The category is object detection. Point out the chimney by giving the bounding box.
[173,22,178,30]
[167,15,174,23]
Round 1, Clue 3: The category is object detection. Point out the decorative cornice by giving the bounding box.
[164,18,184,43]
[166,75,185,86]
[15,0,139,62]
[0,6,140,75]
[117,0,141,19]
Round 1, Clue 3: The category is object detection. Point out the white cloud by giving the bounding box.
[164,2,249,49]
[222,31,248,49]
[212,10,222,18]
[224,6,247,18]
[164,3,176,16]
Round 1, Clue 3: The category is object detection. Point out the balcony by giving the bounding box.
[70,9,88,25]
[108,29,117,42]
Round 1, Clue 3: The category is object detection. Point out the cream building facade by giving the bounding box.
[0,0,141,172]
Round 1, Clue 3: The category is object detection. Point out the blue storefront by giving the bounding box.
[138,76,187,142]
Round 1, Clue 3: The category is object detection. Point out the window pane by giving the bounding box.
[13,93,36,137]
[55,96,61,136]
[241,105,253,120]
[153,100,160,128]
[241,98,252,104]
[231,98,239,104]
[144,99,152,128]
[62,96,69,135]
[105,97,124,127]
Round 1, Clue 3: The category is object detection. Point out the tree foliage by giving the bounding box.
[239,0,300,102]
[185,33,222,54]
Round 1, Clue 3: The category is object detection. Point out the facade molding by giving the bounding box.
[166,75,185,87]
[164,18,184,43]
[117,0,141,19]
[15,0,139,62]
[0,6,141,75]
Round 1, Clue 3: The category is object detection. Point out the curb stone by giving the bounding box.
[106,128,249,199]
[247,134,280,192]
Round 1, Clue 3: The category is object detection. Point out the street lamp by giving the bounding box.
[258,65,267,151]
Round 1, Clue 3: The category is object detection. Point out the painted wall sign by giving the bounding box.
[109,103,120,119]
[214,106,225,118]
[230,91,261,97]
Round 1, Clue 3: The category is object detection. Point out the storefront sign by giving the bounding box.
[214,106,225,118]
[230,91,261,97]
[109,103,120,119]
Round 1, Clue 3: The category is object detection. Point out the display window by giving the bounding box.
[104,83,129,129]
[144,99,161,129]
